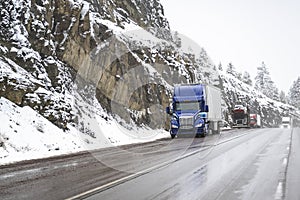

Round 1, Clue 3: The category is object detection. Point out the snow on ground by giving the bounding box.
[0,97,82,164]
[0,97,169,165]
[72,88,169,149]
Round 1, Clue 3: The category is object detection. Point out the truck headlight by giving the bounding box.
[195,123,203,128]
[171,124,179,128]
[171,114,179,129]
[195,118,204,128]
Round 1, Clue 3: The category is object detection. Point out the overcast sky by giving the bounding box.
[160,0,300,93]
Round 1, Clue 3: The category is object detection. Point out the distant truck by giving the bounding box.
[249,114,261,128]
[232,104,250,128]
[281,117,291,128]
[166,84,222,138]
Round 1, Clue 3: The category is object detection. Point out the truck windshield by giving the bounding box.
[175,102,200,111]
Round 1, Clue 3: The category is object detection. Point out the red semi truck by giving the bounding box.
[249,114,261,128]
[232,105,250,128]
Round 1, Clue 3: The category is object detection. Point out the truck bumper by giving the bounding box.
[232,123,249,128]
[171,127,206,137]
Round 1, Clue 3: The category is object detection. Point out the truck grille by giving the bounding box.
[179,116,194,129]
[236,119,243,124]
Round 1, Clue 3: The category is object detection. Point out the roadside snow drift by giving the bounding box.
[0,97,168,165]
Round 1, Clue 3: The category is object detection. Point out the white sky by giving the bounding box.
[160,0,300,93]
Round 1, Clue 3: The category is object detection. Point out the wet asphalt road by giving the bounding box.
[0,128,299,200]
[286,128,300,199]
[85,128,298,200]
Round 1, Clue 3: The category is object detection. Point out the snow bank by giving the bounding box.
[0,97,168,165]
[0,97,82,164]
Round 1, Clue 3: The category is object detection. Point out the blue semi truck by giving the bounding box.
[166,84,222,138]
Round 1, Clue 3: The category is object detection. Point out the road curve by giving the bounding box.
[1,128,296,200]
[83,128,295,200]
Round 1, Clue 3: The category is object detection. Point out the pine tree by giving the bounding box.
[267,77,280,101]
[288,77,300,108]
[198,48,211,68]
[173,31,182,48]
[218,63,223,71]
[226,63,236,77]
[279,91,287,103]
[255,62,267,92]
[265,79,274,98]
[279,90,287,103]
[242,71,252,86]
[236,72,242,81]
[255,62,279,100]
[271,85,280,101]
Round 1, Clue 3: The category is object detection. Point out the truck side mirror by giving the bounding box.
[205,105,209,112]
[166,107,171,115]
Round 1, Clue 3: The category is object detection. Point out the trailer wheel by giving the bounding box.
[217,121,221,134]
[209,121,218,134]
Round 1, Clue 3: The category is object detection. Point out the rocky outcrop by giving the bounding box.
[0,0,80,129]
[0,0,218,132]
[88,0,171,40]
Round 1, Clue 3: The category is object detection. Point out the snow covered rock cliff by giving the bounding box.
[0,0,219,163]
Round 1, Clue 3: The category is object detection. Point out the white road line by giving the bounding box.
[216,132,251,146]
[275,129,293,200]
[282,158,288,166]
[275,182,283,200]
[0,168,41,180]
[66,145,211,200]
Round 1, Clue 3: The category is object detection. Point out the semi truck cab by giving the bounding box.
[166,84,222,138]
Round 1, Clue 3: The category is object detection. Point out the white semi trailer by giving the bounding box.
[281,117,292,128]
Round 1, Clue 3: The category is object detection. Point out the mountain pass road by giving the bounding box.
[1,128,299,200]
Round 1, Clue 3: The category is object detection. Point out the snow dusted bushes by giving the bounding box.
[289,77,300,109]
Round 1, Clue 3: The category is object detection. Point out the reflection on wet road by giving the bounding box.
[1,128,298,200]
[87,128,296,200]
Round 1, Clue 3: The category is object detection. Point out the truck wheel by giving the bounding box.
[217,122,221,134]
[202,126,208,136]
